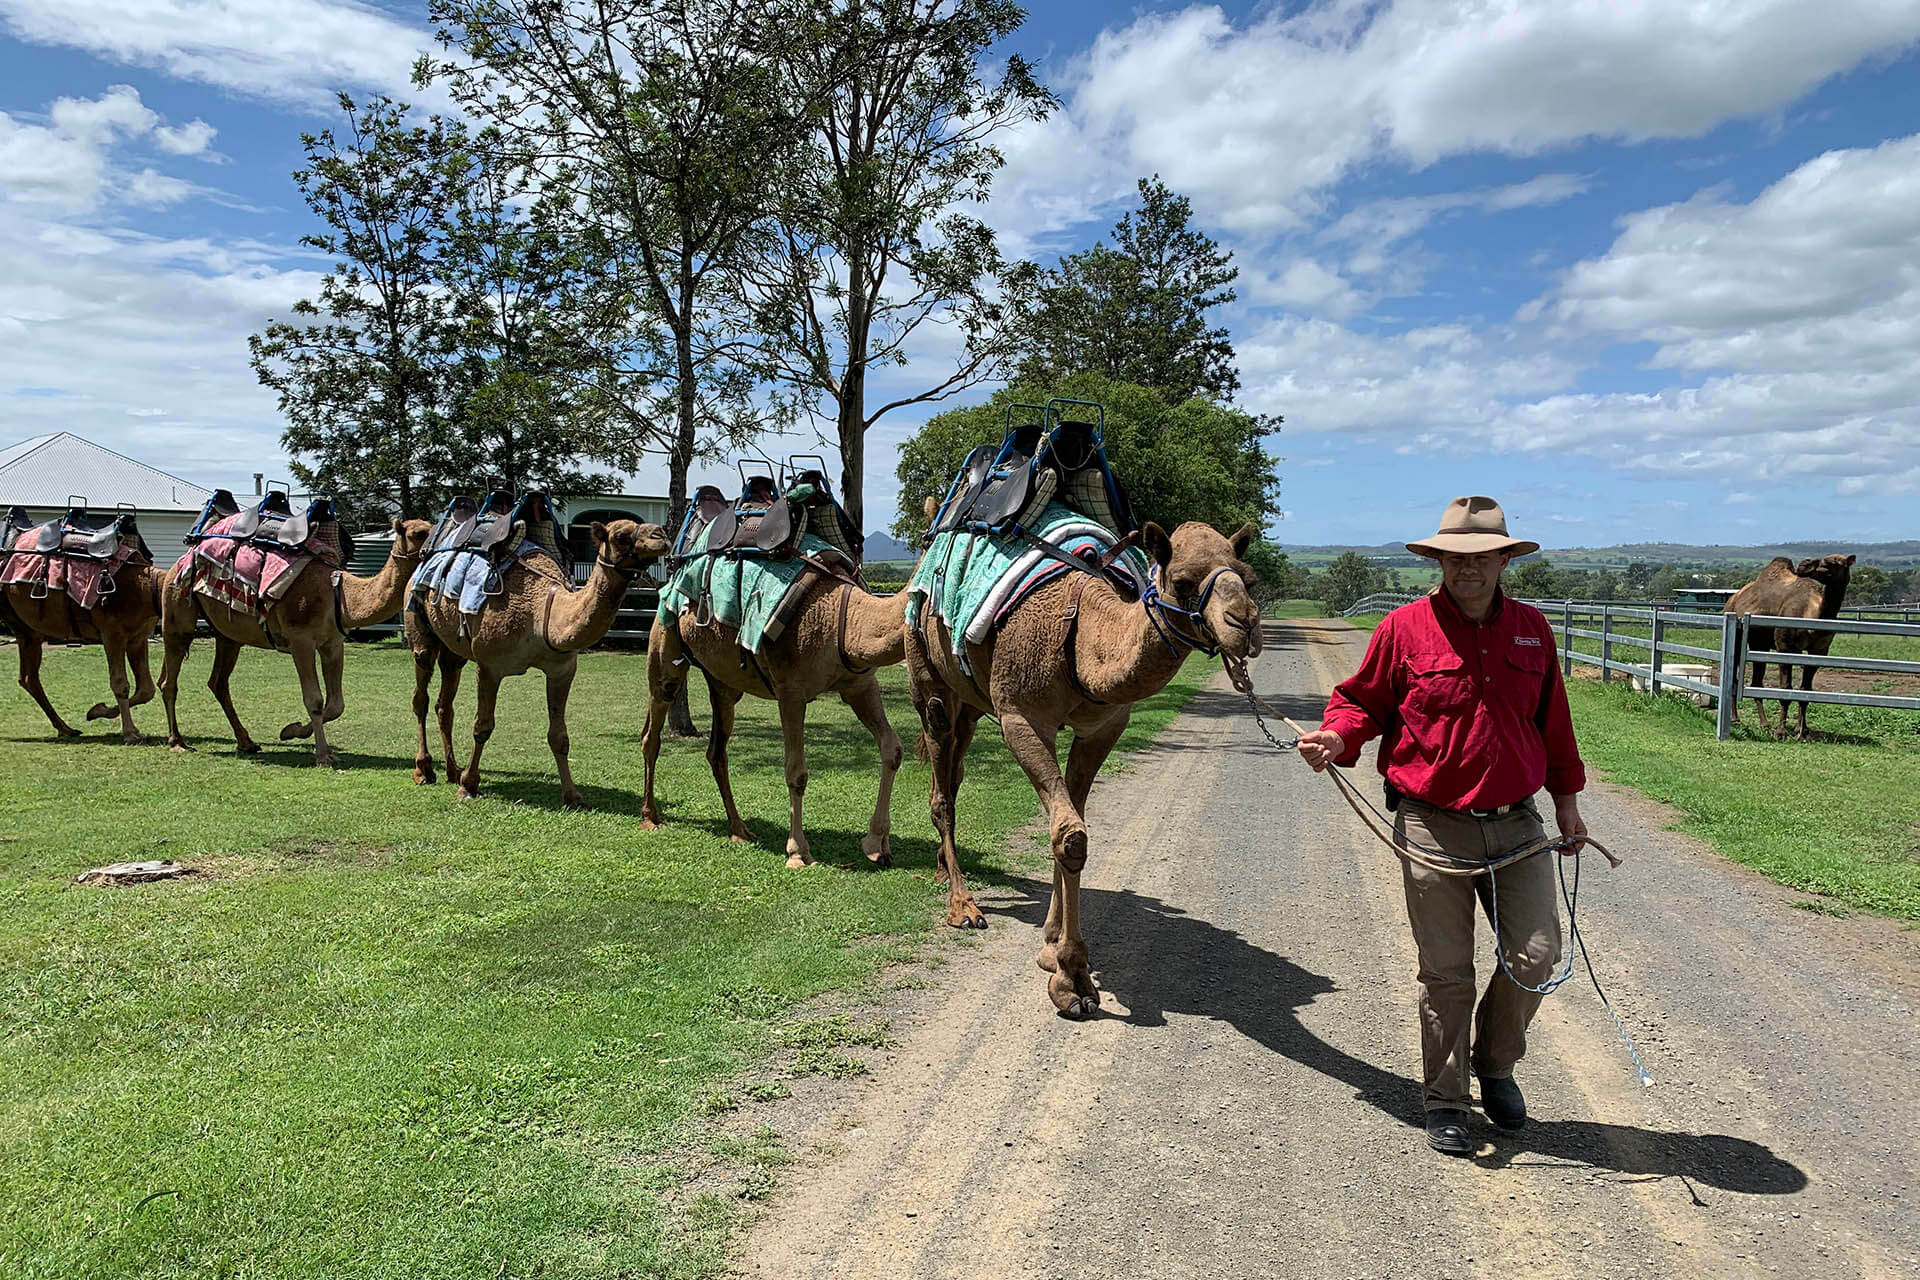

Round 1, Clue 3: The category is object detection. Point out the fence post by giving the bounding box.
[1600,606,1613,684]
[1561,602,1573,676]
[1715,612,1743,741]
[1650,609,1666,694]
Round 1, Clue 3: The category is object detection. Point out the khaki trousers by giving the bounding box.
[1394,798,1564,1113]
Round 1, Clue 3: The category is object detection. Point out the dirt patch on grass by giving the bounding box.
[193,839,393,879]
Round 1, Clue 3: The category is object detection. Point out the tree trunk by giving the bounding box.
[838,388,865,536]
[667,317,700,738]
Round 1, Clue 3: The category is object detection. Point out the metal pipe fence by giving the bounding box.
[1337,593,1920,740]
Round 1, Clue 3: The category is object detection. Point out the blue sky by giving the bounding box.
[3,1,1919,548]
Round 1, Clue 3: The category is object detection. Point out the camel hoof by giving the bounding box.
[946,901,986,929]
[730,832,755,845]
[1054,994,1100,1021]
[86,702,114,721]
[314,754,338,771]
[236,741,261,755]
[55,726,83,739]
[121,733,148,746]
[280,722,309,741]
[862,834,892,868]
[786,852,815,869]
[639,816,661,831]
[456,786,479,801]
[413,768,436,785]
[562,792,586,811]
[168,740,194,754]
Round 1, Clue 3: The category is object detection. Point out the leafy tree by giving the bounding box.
[432,134,616,501]
[1849,564,1891,605]
[1016,176,1240,405]
[424,0,791,530]
[748,0,1054,531]
[1505,557,1562,600]
[892,375,1279,547]
[249,95,463,521]
[1317,552,1386,614]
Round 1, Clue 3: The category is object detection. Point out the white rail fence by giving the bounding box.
[1339,594,1920,740]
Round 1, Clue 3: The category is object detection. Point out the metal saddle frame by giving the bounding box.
[187,485,352,562]
[422,489,569,597]
[4,497,151,599]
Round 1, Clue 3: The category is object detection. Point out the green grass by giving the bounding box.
[1323,611,1920,920]
[1262,597,1327,619]
[1564,679,1920,920]
[0,638,1207,1279]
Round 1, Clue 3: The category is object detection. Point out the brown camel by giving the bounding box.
[407,519,670,807]
[157,518,434,764]
[640,572,912,869]
[1725,553,1855,738]
[4,556,160,744]
[908,517,1261,1018]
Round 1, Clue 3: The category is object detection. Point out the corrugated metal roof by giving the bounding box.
[0,432,214,511]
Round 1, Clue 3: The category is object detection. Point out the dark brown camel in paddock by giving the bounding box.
[3,552,160,744]
[907,512,1260,1018]
[1724,553,1855,738]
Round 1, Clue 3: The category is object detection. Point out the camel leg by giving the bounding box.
[128,638,156,708]
[999,711,1098,1018]
[289,643,334,768]
[638,664,675,832]
[839,675,904,868]
[777,696,815,869]
[545,658,585,810]
[436,650,466,780]
[1039,715,1127,978]
[99,634,144,744]
[410,642,438,784]
[14,630,81,738]
[703,678,754,844]
[456,666,502,800]
[281,638,346,739]
[206,633,260,754]
[158,614,194,751]
[921,694,985,926]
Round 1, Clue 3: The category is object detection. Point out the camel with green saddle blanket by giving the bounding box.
[158,495,433,767]
[640,466,908,869]
[3,503,161,743]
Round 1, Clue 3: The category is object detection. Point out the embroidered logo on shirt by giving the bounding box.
[1513,635,1542,646]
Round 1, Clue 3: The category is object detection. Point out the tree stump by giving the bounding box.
[75,860,196,886]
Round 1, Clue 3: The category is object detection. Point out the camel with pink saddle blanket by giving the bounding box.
[158,489,432,766]
[2,502,162,743]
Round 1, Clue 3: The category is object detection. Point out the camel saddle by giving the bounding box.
[691,473,802,561]
[187,489,352,564]
[5,503,150,563]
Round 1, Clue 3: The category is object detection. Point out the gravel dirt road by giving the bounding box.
[735,618,1920,1279]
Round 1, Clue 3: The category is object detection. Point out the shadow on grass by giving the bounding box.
[984,874,1807,1197]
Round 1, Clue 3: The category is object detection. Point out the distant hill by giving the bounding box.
[863,531,915,561]
[1280,539,1920,568]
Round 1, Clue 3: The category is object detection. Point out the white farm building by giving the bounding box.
[0,432,214,557]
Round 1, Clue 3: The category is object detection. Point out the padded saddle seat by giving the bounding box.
[10,505,128,560]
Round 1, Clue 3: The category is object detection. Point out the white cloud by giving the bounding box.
[996,1,1920,238]
[0,85,224,212]
[0,0,432,110]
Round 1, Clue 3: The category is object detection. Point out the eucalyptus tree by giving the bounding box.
[421,0,798,529]
[746,0,1054,531]
[249,94,463,521]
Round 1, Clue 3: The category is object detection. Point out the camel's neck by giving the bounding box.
[545,558,634,652]
[1069,579,1193,704]
[339,550,418,629]
[1815,577,1848,620]
[841,585,912,670]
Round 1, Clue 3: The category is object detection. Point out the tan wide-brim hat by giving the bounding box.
[1405,495,1539,559]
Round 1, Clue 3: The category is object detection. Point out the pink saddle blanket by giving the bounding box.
[2,532,137,610]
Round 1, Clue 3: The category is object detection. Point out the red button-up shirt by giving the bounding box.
[1320,589,1586,810]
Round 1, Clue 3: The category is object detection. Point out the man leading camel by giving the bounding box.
[1296,496,1588,1157]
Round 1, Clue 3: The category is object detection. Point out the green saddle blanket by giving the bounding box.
[905,502,1147,658]
[657,523,843,654]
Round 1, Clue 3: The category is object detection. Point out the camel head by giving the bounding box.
[388,517,434,563]
[590,518,672,575]
[1142,520,1263,661]
[1793,553,1855,590]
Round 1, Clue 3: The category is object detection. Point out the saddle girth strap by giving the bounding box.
[1062,571,1105,706]
[838,580,872,675]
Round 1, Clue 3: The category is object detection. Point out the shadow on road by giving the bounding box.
[987,875,1806,1197]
